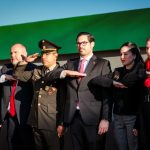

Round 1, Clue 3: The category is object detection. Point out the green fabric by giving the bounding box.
[0,8,150,60]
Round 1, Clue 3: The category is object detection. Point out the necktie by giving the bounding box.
[9,81,17,117]
[76,59,86,109]
[78,58,86,82]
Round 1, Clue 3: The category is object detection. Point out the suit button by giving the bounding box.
[38,95,41,98]
[41,81,44,84]
[38,103,41,106]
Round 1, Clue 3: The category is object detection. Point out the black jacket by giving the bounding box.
[91,61,146,115]
[0,63,35,125]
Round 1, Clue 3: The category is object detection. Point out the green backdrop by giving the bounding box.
[0,8,150,60]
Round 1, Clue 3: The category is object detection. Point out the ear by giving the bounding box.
[91,41,95,48]
[55,53,58,59]
[133,55,136,60]
[22,49,27,57]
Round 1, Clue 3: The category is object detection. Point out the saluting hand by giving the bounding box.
[5,74,16,81]
[26,53,39,62]
[113,81,127,88]
[63,70,86,77]
[21,53,39,63]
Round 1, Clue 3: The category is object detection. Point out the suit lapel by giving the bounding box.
[85,55,97,75]
[73,58,80,86]
[74,58,80,72]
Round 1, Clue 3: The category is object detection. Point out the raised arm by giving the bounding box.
[13,63,36,82]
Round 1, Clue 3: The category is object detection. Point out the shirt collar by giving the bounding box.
[80,53,93,62]
[46,64,57,72]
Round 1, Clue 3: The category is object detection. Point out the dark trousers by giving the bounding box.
[68,110,105,150]
[33,127,60,150]
[0,120,9,150]
[0,114,35,150]
[139,102,150,150]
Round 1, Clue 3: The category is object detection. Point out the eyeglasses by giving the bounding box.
[76,41,90,46]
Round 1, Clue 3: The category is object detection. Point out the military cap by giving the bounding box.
[39,39,61,53]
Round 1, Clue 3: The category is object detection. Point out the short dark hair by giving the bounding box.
[76,32,95,43]
[120,42,144,64]
[146,37,150,42]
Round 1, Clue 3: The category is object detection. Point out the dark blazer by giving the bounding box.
[61,55,111,125]
[91,61,146,116]
[0,63,35,125]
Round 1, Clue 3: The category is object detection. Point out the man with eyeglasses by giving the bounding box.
[51,32,112,150]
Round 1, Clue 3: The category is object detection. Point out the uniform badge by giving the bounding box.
[33,74,41,80]
[45,86,57,95]
[113,71,120,80]
[45,86,50,91]
[93,61,96,65]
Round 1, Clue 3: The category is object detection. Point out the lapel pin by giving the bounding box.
[93,61,96,65]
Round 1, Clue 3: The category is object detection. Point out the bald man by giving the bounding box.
[0,44,36,150]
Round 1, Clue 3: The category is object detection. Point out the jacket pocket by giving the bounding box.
[48,104,57,114]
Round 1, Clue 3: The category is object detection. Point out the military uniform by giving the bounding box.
[14,40,64,150]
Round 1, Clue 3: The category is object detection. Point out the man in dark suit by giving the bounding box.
[57,32,112,150]
[0,43,35,150]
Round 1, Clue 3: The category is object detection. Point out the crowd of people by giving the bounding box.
[0,32,150,150]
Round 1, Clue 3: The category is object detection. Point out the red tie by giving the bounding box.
[10,81,17,117]
[78,58,86,82]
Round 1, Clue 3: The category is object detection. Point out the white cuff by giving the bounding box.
[0,74,6,83]
[60,71,66,79]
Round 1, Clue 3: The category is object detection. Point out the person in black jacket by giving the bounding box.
[44,32,112,150]
[0,43,35,150]
[91,42,146,150]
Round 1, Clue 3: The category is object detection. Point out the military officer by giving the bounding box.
[14,40,65,150]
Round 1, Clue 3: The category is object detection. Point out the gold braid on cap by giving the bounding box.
[42,48,57,51]
[42,45,57,51]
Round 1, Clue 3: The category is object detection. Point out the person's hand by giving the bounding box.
[113,81,127,88]
[133,128,138,136]
[21,53,39,63]
[48,87,57,95]
[63,70,86,77]
[0,124,2,128]
[57,125,64,138]
[5,74,16,81]
[26,53,39,62]
[98,119,109,135]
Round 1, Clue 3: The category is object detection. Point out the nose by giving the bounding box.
[120,54,124,59]
[41,54,46,59]
[78,44,84,49]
